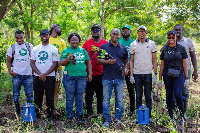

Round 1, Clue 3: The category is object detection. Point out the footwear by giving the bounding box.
[66,117,73,123]
[179,118,183,125]
[183,112,187,121]
[14,99,22,120]
[53,108,61,116]
[75,116,84,124]
[132,119,138,123]
[115,118,121,124]
[103,120,110,127]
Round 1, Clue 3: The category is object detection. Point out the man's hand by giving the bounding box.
[108,59,116,64]
[192,71,198,82]
[184,79,190,88]
[39,74,47,82]
[124,68,129,75]
[130,76,135,84]
[87,74,92,82]
[9,71,18,77]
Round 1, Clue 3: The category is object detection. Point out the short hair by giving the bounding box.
[49,24,61,34]
[174,24,183,30]
[68,33,81,43]
[15,30,24,35]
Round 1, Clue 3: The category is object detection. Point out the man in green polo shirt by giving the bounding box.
[118,25,135,116]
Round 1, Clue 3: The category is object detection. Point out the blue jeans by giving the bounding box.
[182,70,191,100]
[102,79,125,121]
[62,74,87,118]
[12,75,33,101]
[163,73,184,119]
[134,74,152,117]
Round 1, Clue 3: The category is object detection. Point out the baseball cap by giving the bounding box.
[91,24,101,30]
[122,24,131,30]
[137,25,147,31]
[40,29,50,35]
[167,30,177,36]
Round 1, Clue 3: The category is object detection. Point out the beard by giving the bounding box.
[41,39,49,43]
[57,31,61,36]
[92,35,100,39]
[122,34,130,38]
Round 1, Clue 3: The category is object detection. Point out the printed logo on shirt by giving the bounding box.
[38,51,48,61]
[19,48,27,56]
[53,44,60,53]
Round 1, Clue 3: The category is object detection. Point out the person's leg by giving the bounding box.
[143,74,152,117]
[94,75,103,114]
[173,74,184,117]
[102,79,113,122]
[163,73,174,119]
[44,76,55,119]
[85,77,95,116]
[12,75,23,118]
[54,68,62,114]
[134,74,143,110]
[62,74,76,118]
[125,74,135,114]
[22,75,33,103]
[75,76,87,118]
[33,76,44,119]
[114,79,125,120]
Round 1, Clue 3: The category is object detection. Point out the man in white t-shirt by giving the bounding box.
[6,30,33,119]
[129,25,157,121]
[31,29,59,120]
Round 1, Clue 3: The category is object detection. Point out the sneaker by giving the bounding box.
[53,109,61,116]
[66,117,73,123]
[75,116,84,124]
[103,120,110,127]
[115,118,121,124]
[183,113,187,121]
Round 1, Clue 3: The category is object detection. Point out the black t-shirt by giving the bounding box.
[160,44,188,73]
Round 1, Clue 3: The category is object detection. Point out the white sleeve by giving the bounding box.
[52,48,60,61]
[6,46,12,57]
[151,42,157,53]
[129,41,135,55]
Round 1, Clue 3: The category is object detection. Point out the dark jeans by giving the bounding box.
[125,74,135,113]
[33,76,55,119]
[163,73,184,119]
[85,74,103,115]
[134,74,152,117]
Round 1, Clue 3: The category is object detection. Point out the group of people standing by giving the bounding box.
[6,23,198,127]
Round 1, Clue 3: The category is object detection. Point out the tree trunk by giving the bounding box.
[101,0,105,39]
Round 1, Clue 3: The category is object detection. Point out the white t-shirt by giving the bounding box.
[129,39,157,74]
[31,44,59,76]
[6,42,33,75]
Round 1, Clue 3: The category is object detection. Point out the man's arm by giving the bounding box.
[124,59,128,75]
[6,56,18,77]
[152,52,157,74]
[86,60,92,82]
[190,50,198,80]
[97,58,116,65]
[129,54,134,77]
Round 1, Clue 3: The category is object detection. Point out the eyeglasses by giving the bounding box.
[167,37,175,39]
[91,29,100,32]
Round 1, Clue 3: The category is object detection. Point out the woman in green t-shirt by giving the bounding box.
[60,33,92,124]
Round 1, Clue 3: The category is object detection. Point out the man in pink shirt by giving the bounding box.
[82,24,108,117]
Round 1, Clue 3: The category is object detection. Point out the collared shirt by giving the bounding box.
[129,38,157,74]
[98,41,128,80]
[177,36,195,70]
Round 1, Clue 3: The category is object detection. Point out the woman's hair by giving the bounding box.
[68,33,81,43]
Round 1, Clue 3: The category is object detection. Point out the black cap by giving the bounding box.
[40,29,50,35]
[91,24,101,30]
[167,30,176,36]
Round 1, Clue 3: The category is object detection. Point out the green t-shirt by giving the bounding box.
[118,38,134,60]
[61,47,90,76]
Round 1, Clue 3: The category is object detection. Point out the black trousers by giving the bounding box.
[125,74,135,113]
[33,76,55,119]
[85,74,103,115]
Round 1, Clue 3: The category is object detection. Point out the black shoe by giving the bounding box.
[75,116,84,124]
[66,117,73,123]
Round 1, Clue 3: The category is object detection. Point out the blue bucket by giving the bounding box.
[23,103,35,122]
[137,105,149,125]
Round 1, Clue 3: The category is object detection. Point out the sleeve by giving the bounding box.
[129,42,135,55]
[181,46,188,59]
[186,38,195,51]
[83,48,90,61]
[52,48,60,61]
[60,49,68,60]
[30,48,36,60]
[6,46,12,57]
[151,42,157,53]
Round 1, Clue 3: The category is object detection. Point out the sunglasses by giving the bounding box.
[167,37,175,39]
[91,29,100,32]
